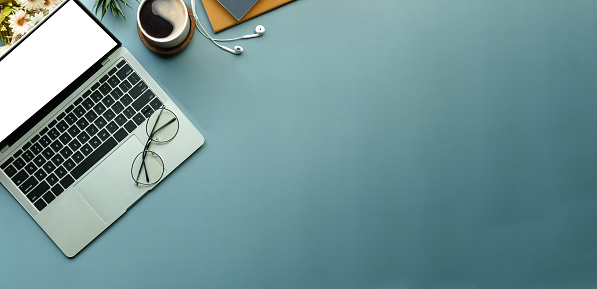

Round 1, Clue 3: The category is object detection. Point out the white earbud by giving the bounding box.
[241,25,266,39]
[191,0,266,55]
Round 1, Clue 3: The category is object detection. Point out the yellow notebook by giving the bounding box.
[201,0,296,33]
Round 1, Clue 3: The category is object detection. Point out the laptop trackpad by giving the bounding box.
[75,136,151,224]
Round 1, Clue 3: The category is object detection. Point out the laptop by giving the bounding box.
[0,0,204,257]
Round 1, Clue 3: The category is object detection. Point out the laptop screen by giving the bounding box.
[0,0,118,145]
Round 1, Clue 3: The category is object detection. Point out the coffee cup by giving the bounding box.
[137,0,191,48]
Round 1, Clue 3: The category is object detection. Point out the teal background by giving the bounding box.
[2,0,597,288]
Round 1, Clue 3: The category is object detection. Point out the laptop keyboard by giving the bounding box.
[0,58,163,212]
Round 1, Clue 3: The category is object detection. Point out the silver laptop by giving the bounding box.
[0,0,204,257]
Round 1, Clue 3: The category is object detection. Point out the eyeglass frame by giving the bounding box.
[131,106,179,186]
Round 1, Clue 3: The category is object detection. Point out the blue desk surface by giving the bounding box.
[2,0,597,288]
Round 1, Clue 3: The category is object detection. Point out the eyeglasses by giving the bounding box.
[131,106,179,185]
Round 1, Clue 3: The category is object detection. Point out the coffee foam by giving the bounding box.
[148,0,185,39]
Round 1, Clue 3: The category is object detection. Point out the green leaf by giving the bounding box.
[0,6,12,23]
[93,0,137,20]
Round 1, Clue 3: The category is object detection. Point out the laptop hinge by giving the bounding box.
[101,57,111,66]
[1,145,8,153]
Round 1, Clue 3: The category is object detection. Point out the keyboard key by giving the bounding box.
[60,174,75,189]
[43,161,56,173]
[93,103,106,115]
[51,154,65,166]
[91,82,100,91]
[56,120,69,132]
[106,122,118,134]
[13,157,26,170]
[22,142,32,151]
[132,90,155,111]
[94,116,108,129]
[77,131,90,144]
[71,137,118,180]
[20,177,38,195]
[132,113,145,125]
[31,143,43,155]
[99,75,109,83]
[68,139,82,151]
[3,165,17,178]
[27,181,49,203]
[55,166,67,178]
[59,133,72,145]
[123,107,135,119]
[1,156,14,169]
[120,95,133,107]
[114,114,127,126]
[72,152,84,164]
[98,129,110,141]
[13,149,23,159]
[60,147,73,159]
[108,75,120,88]
[127,72,140,85]
[124,120,137,133]
[76,118,89,130]
[22,150,34,162]
[85,124,99,136]
[47,128,60,140]
[39,135,51,146]
[46,173,59,186]
[99,83,111,95]
[90,91,103,102]
[129,81,147,99]
[68,125,81,138]
[11,170,29,186]
[39,127,49,137]
[73,105,85,117]
[84,110,98,123]
[103,95,115,107]
[116,63,133,80]
[33,155,46,167]
[24,162,37,174]
[109,67,117,75]
[142,105,154,117]
[114,128,128,142]
[50,140,63,153]
[103,109,116,122]
[65,112,77,125]
[42,191,55,204]
[65,104,75,113]
[112,102,125,114]
[117,59,126,68]
[82,98,94,110]
[42,148,54,159]
[63,158,76,171]
[81,144,93,156]
[34,168,47,181]
[34,200,46,211]
[51,184,64,197]
[48,119,57,128]
[119,80,132,93]
[89,137,101,149]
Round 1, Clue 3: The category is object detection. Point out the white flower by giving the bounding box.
[30,12,45,27]
[8,10,32,36]
[17,0,44,11]
[41,0,61,12]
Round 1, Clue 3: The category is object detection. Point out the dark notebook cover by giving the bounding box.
[217,0,260,20]
[202,0,296,33]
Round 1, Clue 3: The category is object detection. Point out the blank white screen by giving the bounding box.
[0,0,117,142]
